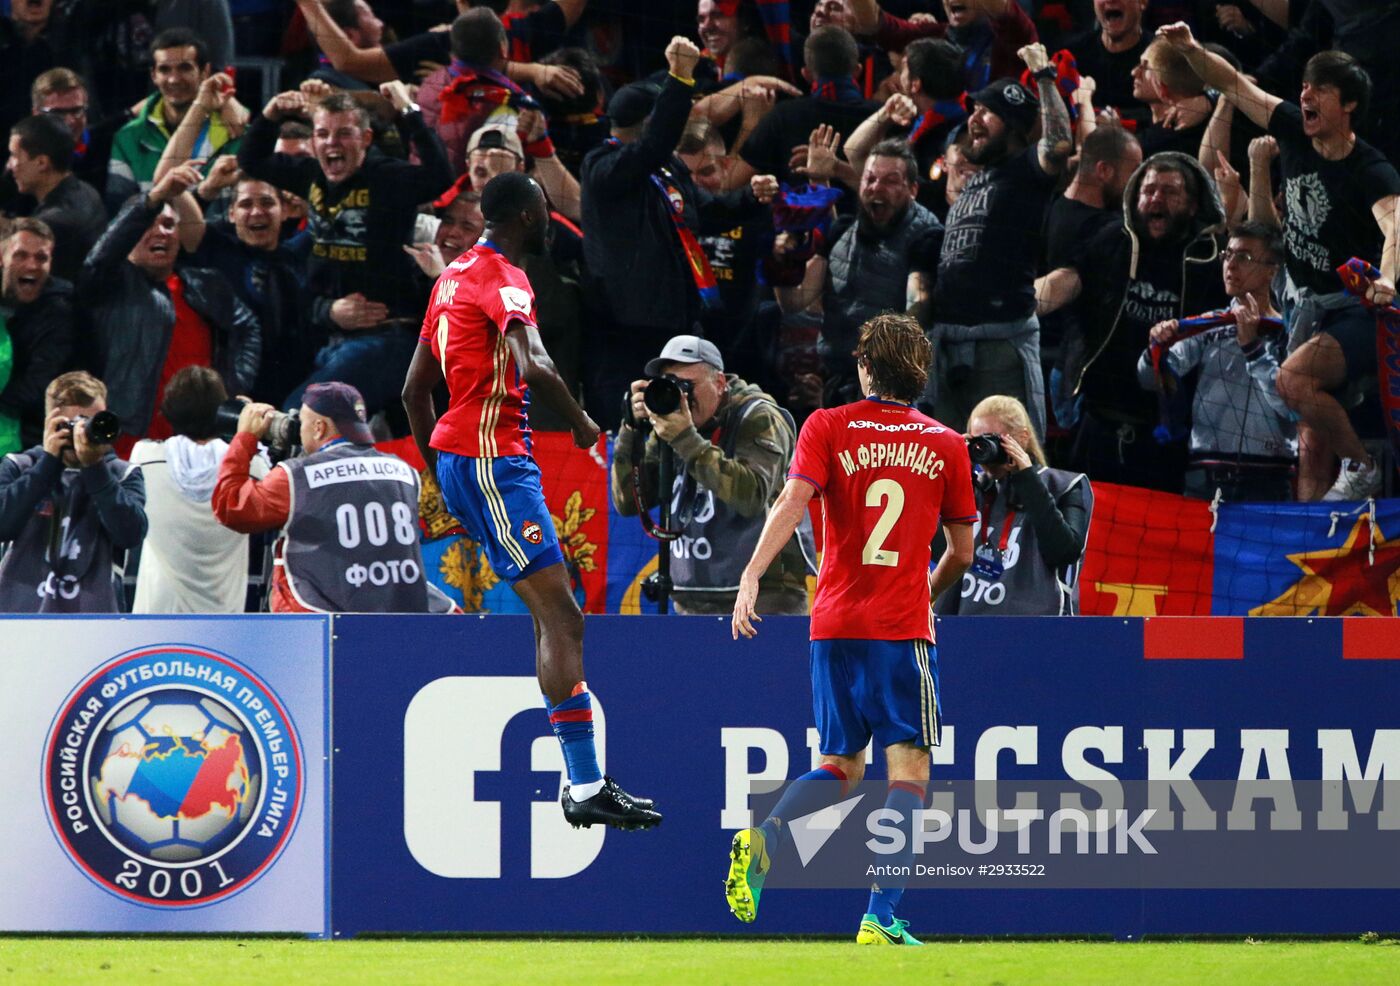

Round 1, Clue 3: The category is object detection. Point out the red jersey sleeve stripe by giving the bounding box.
[944,513,979,524]
[788,471,823,492]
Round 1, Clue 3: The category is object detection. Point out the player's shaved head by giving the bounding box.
[481,171,541,222]
[854,313,931,403]
[481,171,548,255]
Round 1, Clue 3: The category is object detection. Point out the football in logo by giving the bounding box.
[43,646,303,908]
[521,519,544,545]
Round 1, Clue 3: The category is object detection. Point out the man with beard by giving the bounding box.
[1157,22,1400,502]
[239,83,454,418]
[1036,152,1228,491]
[1068,0,1152,130]
[771,138,942,405]
[925,44,1074,439]
[844,38,967,212]
[850,0,1038,96]
[0,219,74,451]
[107,29,248,213]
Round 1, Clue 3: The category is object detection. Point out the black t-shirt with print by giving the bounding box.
[1268,101,1400,294]
[933,147,1059,325]
[1074,233,1200,422]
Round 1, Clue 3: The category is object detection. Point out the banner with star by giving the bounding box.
[1213,500,1400,617]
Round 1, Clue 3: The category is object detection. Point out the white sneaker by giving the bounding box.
[1322,457,1383,501]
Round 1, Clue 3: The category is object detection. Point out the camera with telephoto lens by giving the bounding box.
[62,410,121,445]
[642,374,695,417]
[213,399,301,459]
[967,433,1009,466]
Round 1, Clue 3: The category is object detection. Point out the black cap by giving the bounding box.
[303,382,375,444]
[970,79,1039,139]
[607,82,662,129]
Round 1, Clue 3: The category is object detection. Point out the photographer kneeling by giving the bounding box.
[610,336,811,616]
[0,372,147,612]
[937,395,1093,616]
[212,381,434,613]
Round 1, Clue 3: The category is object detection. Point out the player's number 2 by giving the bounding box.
[862,478,905,567]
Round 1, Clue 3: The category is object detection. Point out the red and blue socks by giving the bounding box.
[866,780,926,925]
[546,682,603,802]
[758,763,849,854]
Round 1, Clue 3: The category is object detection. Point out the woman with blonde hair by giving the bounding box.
[938,394,1093,616]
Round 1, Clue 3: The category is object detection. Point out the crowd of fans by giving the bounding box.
[0,0,1397,611]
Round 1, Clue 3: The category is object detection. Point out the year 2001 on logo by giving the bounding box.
[42,645,303,907]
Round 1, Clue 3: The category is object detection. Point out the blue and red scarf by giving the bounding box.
[1149,307,1285,443]
[1019,49,1083,120]
[439,60,534,127]
[909,96,969,148]
[1338,258,1400,474]
[811,76,864,105]
[606,139,721,309]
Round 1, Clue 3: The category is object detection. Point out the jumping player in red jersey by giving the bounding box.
[402,171,660,831]
[726,313,976,944]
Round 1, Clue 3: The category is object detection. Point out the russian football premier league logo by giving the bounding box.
[43,645,304,907]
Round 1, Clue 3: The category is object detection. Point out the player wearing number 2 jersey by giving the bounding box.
[726,313,976,945]
[402,172,660,832]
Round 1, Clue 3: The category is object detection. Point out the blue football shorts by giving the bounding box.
[435,451,564,583]
[809,638,941,755]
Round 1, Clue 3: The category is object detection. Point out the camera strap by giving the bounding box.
[629,433,681,541]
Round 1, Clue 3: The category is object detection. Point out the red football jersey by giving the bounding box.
[789,397,977,642]
[420,242,538,458]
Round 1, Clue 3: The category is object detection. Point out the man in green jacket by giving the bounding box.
[106,27,246,213]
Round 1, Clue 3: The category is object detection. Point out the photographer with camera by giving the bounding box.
[0,372,147,612]
[130,367,269,613]
[937,394,1093,617]
[212,381,434,613]
[609,335,811,617]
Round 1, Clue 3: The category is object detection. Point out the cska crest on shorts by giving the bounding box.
[521,519,544,544]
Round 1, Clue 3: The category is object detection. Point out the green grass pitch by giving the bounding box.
[3,938,1400,984]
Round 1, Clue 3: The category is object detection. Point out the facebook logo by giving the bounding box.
[402,676,606,879]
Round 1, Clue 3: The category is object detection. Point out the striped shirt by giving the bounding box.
[420,241,537,458]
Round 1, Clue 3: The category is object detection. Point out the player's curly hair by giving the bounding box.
[853,313,931,404]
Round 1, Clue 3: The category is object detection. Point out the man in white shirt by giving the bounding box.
[130,366,267,613]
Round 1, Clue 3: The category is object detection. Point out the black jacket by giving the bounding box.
[79,197,262,436]
[1065,152,1228,424]
[238,109,455,330]
[580,75,766,339]
[0,277,76,448]
[33,174,109,283]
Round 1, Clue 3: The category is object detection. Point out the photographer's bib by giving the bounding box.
[668,401,814,593]
[957,467,1090,616]
[0,452,134,613]
[279,443,429,613]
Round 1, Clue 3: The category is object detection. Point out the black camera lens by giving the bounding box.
[68,411,121,444]
[85,410,121,445]
[967,433,1008,466]
[642,375,694,417]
